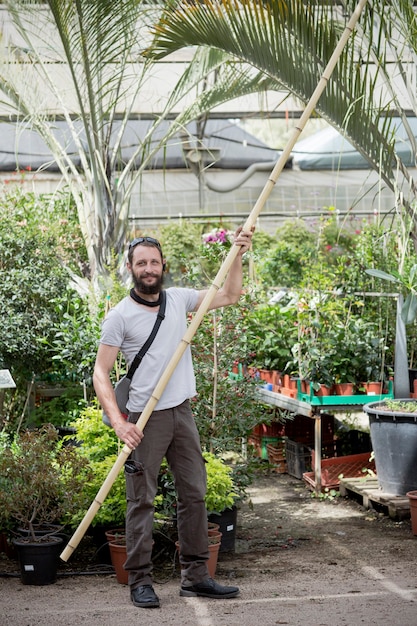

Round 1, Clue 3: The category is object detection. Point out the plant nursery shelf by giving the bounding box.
[257,381,394,495]
[339,477,411,521]
[257,381,394,417]
[257,387,313,417]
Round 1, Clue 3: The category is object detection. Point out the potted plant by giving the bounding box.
[348,319,389,393]
[204,452,238,515]
[244,298,299,376]
[204,452,240,553]
[363,398,417,495]
[0,424,91,585]
[290,290,337,395]
[326,319,361,393]
[300,342,334,395]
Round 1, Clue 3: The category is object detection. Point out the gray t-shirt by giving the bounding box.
[100,287,199,412]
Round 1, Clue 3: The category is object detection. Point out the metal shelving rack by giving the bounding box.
[257,381,394,492]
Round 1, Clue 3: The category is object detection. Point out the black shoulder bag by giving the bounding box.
[102,290,166,426]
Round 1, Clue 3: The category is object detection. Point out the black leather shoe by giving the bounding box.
[180,577,239,599]
[130,585,160,608]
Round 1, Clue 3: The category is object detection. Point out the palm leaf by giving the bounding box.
[0,0,187,277]
[365,269,400,283]
[149,0,414,206]
[402,293,417,325]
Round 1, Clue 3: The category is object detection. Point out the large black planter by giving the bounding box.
[208,506,237,553]
[13,536,63,585]
[364,399,417,495]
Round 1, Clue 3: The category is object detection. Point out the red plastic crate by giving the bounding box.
[303,451,375,490]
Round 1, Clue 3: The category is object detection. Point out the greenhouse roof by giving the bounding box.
[293,117,417,170]
[0,119,282,173]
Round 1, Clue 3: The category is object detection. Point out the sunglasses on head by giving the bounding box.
[129,236,163,253]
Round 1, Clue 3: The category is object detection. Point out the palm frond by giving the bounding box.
[2,0,168,277]
[148,0,414,205]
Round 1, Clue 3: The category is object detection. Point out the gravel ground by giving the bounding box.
[1,472,417,626]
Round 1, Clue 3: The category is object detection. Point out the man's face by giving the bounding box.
[129,245,164,295]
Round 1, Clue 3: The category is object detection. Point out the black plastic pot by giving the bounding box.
[17,523,63,539]
[208,506,237,553]
[409,369,417,393]
[364,399,417,495]
[13,536,63,585]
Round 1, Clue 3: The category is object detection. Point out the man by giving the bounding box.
[93,226,253,609]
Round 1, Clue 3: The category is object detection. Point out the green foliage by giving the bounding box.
[69,456,127,528]
[158,221,203,286]
[244,219,405,382]
[204,452,237,515]
[41,294,104,384]
[0,189,89,410]
[258,219,317,287]
[191,288,272,455]
[289,289,390,386]
[158,221,242,288]
[333,318,388,384]
[251,230,276,263]
[0,424,92,539]
[29,387,87,429]
[66,405,127,527]
[244,297,299,372]
[68,404,121,460]
[380,399,417,414]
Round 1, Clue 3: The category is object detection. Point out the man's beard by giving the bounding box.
[132,272,164,295]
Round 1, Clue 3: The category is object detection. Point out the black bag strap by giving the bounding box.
[125,290,166,381]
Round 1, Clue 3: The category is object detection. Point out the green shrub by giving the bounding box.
[66,405,127,527]
[0,188,89,423]
[0,424,92,539]
[204,452,237,515]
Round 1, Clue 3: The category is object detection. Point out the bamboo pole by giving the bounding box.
[60,0,368,562]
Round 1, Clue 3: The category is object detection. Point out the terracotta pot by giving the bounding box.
[105,528,125,543]
[176,530,222,578]
[208,529,222,544]
[259,369,274,385]
[271,370,281,386]
[334,382,355,396]
[108,538,155,585]
[363,381,383,395]
[206,539,221,577]
[314,383,332,397]
[108,539,128,585]
[282,374,297,390]
[280,386,296,398]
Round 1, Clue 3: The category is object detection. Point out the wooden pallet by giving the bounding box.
[339,477,410,520]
